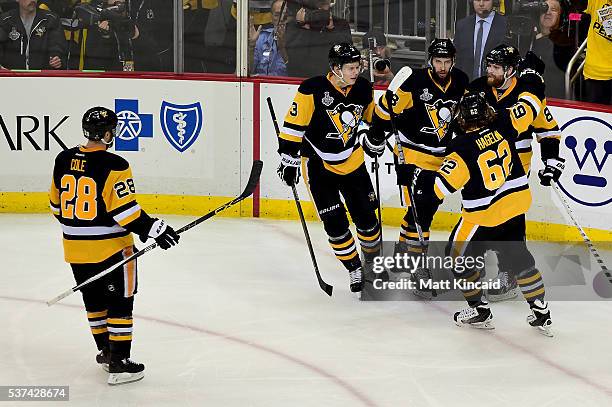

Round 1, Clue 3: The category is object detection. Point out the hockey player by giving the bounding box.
[49,107,180,385]
[469,45,565,301]
[367,38,469,297]
[435,91,553,336]
[276,43,381,293]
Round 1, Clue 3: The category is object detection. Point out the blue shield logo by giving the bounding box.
[160,101,203,152]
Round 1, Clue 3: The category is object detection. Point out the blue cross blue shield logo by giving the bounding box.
[160,101,203,152]
[114,99,153,151]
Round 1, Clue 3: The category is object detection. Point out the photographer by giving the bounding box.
[360,28,395,86]
[284,0,351,78]
[530,0,575,98]
[74,0,139,71]
[0,0,66,70]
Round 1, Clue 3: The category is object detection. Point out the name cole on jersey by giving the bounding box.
[50,145,151,264]
[279,74,375,175]
[374,68,469,170]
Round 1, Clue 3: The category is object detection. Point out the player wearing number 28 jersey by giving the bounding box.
[49,107,180,385]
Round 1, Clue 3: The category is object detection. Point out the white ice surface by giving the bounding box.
[1,214,611,406]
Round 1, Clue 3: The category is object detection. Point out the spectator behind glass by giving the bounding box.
[531,0,575,99]
[360,28,395,86]
[0,0,65,70]
[453,0,508,80]
[74,0,140,71]
[130,0,173,72]
[569,0,611,105]
[284,0,352,78]
[252,0,288,76]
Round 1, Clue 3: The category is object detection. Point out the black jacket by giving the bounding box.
[285,17,352,78]
[453,12,507,81]
[0,9,65,70]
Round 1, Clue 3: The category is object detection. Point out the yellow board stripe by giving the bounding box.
[2,193,611,243]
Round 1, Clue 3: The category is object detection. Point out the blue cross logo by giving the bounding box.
[114,99,153,151]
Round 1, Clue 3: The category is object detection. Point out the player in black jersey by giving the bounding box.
[277,43,381,293]
[366,39,469,298]
[435,92,553,336]
[50,107,180,385]
[469,45,565,301]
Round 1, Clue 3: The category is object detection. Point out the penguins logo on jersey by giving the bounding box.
[326,103,363,146]
[421,99,457,141]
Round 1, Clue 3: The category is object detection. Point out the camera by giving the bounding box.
[512,0,549,16]
[372,56,391,72]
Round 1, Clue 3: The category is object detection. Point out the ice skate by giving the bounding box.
[527,300,553,337]
[454,301,494,329]
[107,358,145,385]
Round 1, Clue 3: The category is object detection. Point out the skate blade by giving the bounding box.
[100,363,109,373]
[454,319,495,330]
[107,371,145,386]
[486,288,519,302]
[527,317,554,337]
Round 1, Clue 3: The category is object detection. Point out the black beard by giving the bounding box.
[431,69,451,85]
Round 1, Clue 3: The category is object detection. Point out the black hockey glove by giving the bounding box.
[538,158,565,186]
[362,132,385,158]
[518,52,546,100]
[518,51,545,75]
[277,153,300,187]
[396,163,415,187]
[140,219,180,249]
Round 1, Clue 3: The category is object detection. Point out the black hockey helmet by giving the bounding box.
[82,106,118,141]
[485,44,521,72]
[428,38,456,59]
[456,91,496,131]
[329,42,361,70]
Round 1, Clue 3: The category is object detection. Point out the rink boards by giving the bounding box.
[0,74,610,241]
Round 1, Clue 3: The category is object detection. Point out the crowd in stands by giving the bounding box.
[0,0,609,104]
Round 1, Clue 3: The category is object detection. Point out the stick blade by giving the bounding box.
[240,160,263,199]
[46,289,73,306]
[321,282,333,297]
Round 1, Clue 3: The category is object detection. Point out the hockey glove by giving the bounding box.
[362,132,385,158]
[518,51,545,75]
[396,163,415,187]
[141,219,180,249]
[538,158,565,186]
[277,153,301,186]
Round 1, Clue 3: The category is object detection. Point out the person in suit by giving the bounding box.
[454,0,508,81]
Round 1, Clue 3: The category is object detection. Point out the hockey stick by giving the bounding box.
[266,96,333,297]
[46,160,264,306]
[551,181,611,283]
[385,87,425,247]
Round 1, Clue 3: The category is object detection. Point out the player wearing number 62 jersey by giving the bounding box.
[434,92,553,337]
[49,107,180,385]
